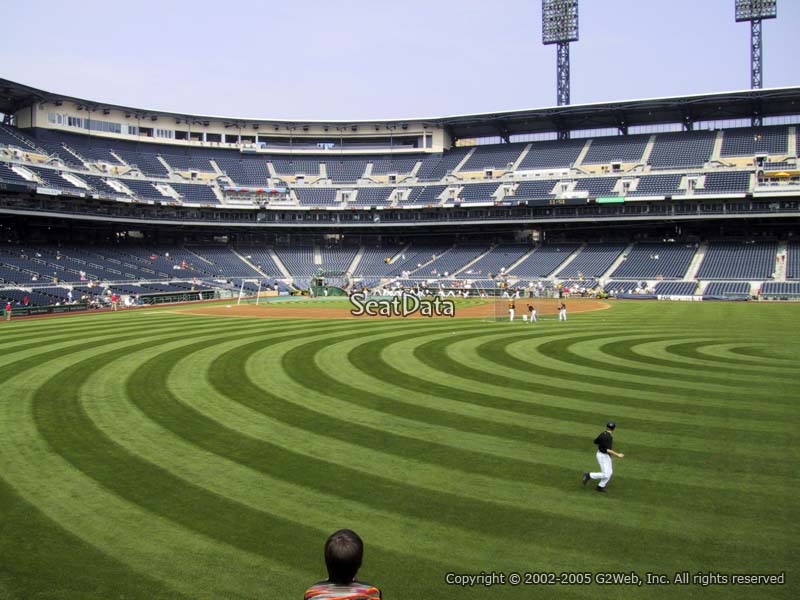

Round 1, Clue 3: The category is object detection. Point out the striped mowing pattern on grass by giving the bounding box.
[0,301,797,599]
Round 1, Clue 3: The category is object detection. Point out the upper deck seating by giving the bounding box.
[721,126,789,157]
[215,157,270,186]
[582,135,648,165]
[649,131,715,169]
[517,139,585,170]
[459,143,527,172]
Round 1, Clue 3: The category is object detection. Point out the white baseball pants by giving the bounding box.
[590,451,613,488]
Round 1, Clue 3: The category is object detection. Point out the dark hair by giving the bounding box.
[325,529,364,584]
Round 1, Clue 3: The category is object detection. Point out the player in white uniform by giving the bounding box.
[583,421,624,493]
[527,303,537,323]
[558,302,567,321]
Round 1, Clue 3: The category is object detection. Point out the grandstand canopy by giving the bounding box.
[1,77,799,140]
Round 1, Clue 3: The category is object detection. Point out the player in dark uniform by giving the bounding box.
[582,421,624,493]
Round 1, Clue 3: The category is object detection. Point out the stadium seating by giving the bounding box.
[459,143,527,172]
[508,244,579,278]
[170,182,220,204]
[787,242,800,279]
[704,281,750,297]
[119,179,171,202]
[514,180,556,200]
[295,188,339,206]
[649,131,715,169]
[654,281,697,295]
[416,147,471,180]
[352,187,393,206]
[0,163,33,185]
[582,135,649,165]
[761,281,800,296]
[271,159,320,175]
[274,246,316,277]
[32,129,125,165]
[401,185,445,206]
[517,139,585,170]
[557,243,627,278]
[720,126,789,157]
[320,246,359,273]
[26,166,86,194]
[386,245,446,276]
[114,149,170,177]
[611,243,696,279]
[573,177,617,197]
[215,157,270,186]
[325,158,369,182]
[24,129,85,168]
[228,246,281,278]
[370,156,421,175]
[699,172,751,194]
[409,246,486,277]
[697,242,776,280]
[455,182,500,204]
[457,245,530,278]
[76,173,128,196]
[603,281,641,293]
[188,246,263,277]
[0,124,42,152]
[353,246,405,277]
[629,174,682,197]
[1,123,795,213]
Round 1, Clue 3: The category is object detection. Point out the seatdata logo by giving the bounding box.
[349,291,455,318]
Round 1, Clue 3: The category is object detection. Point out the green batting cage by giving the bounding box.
[309,269,349,297]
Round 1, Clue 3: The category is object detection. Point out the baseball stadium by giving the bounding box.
[0,1,797,598]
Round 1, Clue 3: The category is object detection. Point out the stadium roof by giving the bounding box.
[1,77,799,139]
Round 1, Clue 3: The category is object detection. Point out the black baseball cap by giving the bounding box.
[606,421,616,430]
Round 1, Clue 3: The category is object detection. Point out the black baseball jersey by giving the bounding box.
[594,431,613,454]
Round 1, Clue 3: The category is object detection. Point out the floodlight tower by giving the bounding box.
[542,0,579,110]
[735,0,777,93]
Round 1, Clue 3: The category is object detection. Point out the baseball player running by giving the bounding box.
[583,421,624,493]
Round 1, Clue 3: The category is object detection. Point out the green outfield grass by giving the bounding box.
[0,301,797,599]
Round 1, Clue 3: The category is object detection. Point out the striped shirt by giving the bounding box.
[304,580,382,600]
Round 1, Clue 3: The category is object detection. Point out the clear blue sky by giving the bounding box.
[2,0,797,120]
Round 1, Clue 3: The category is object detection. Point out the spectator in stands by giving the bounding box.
[304,529,381,600]
[22,294,29,307]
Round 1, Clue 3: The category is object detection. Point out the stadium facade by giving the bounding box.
[1,77,799,305]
